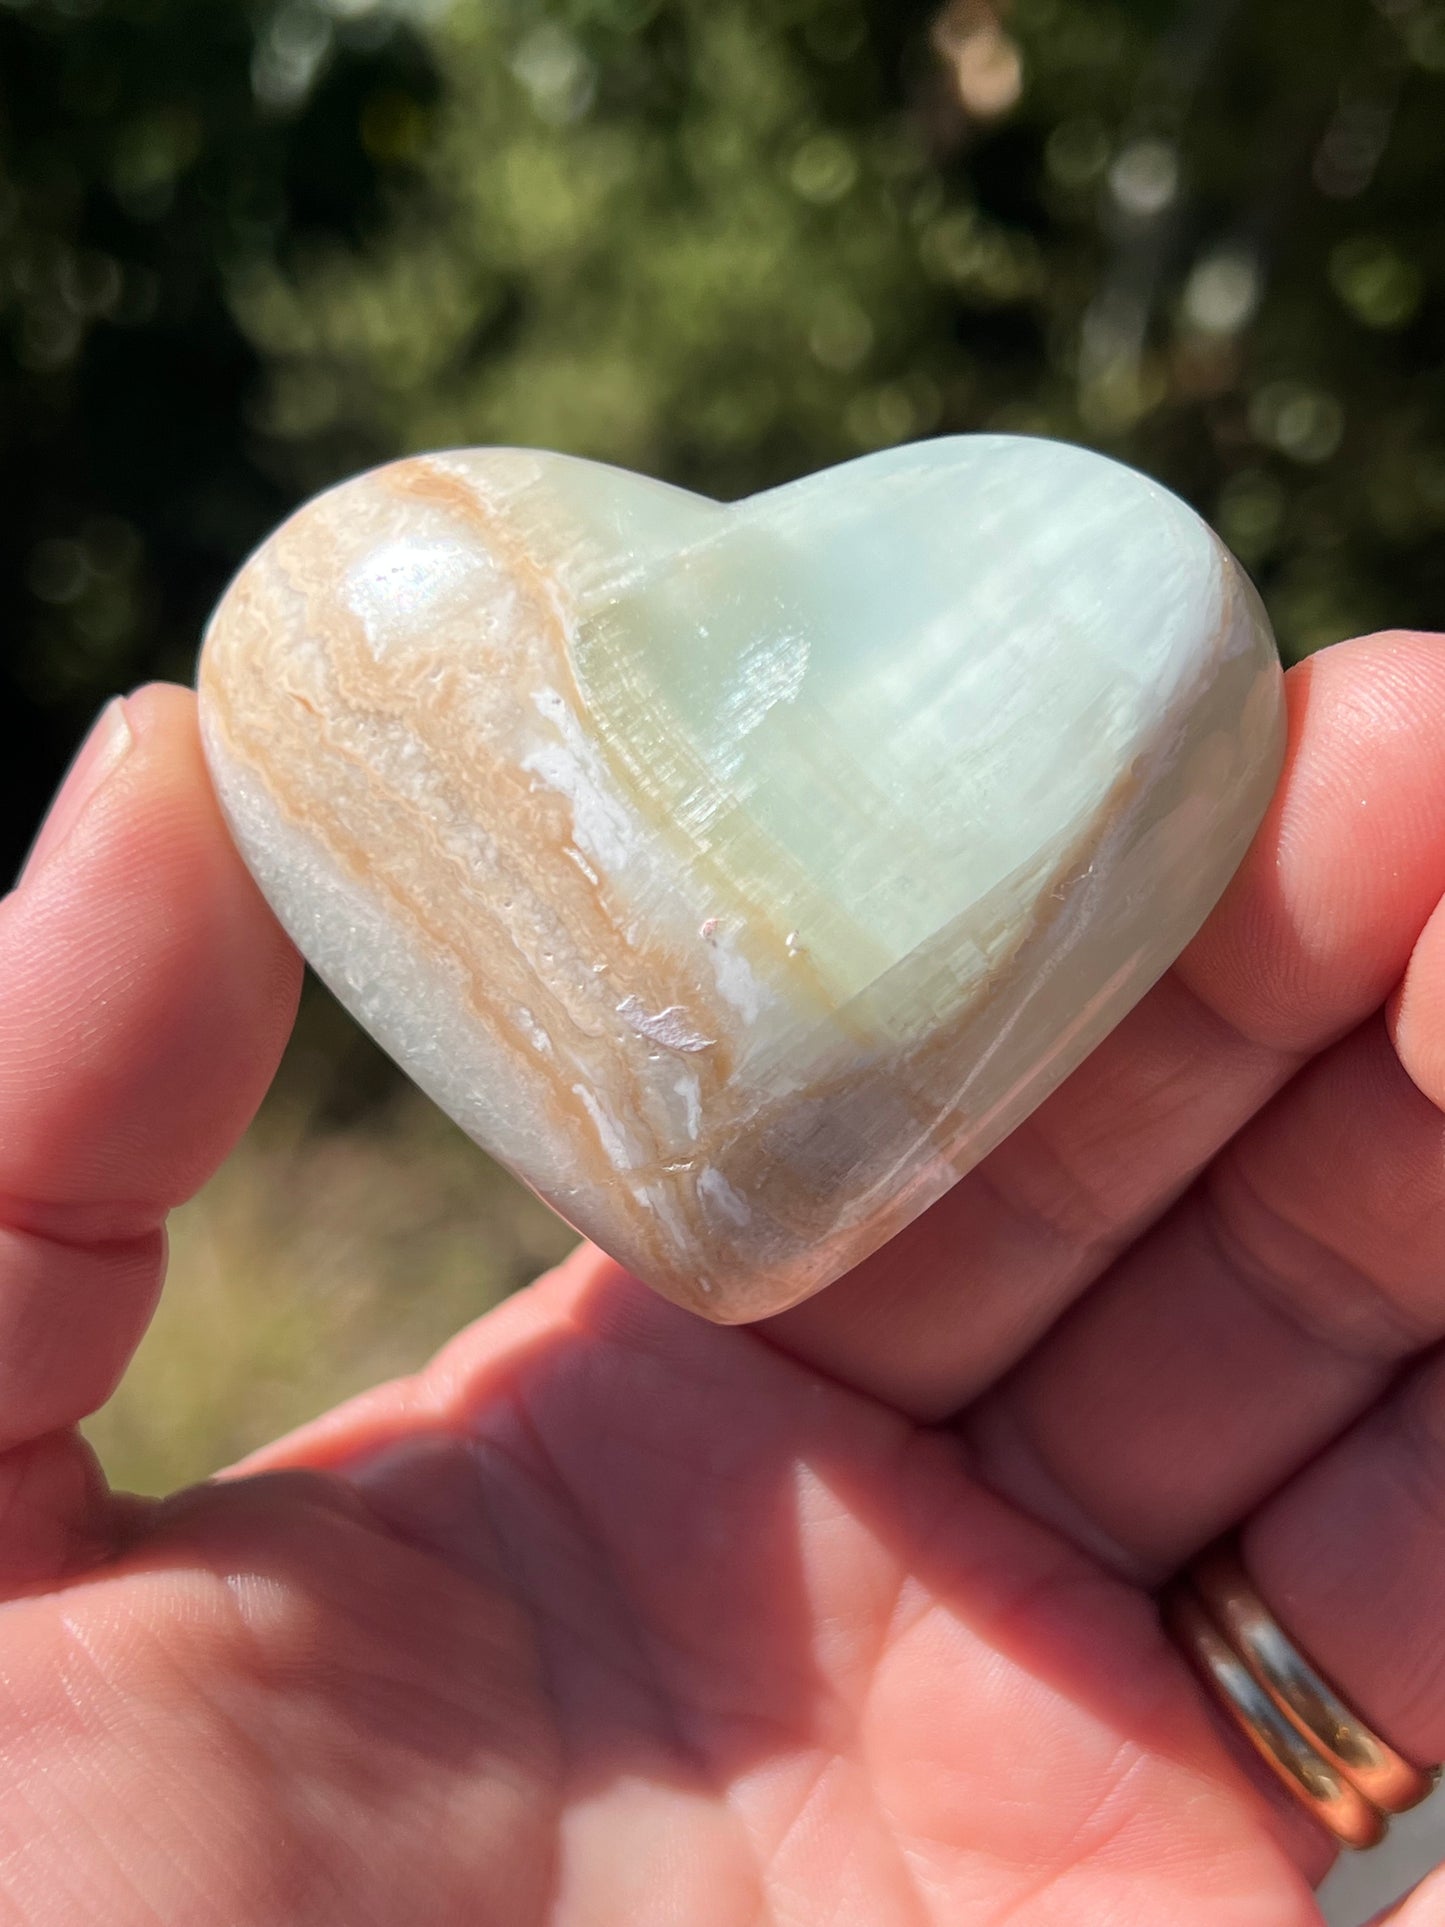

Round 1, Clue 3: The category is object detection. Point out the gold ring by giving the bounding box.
[1165,1544,1436,1851]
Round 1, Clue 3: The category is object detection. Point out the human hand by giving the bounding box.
[4,639,1445,1926]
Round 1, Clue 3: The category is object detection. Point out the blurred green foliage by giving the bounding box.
[3,0,1445,857]
[85,1011,577,1491]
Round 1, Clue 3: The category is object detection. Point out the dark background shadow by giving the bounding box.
[5,0,1445,882]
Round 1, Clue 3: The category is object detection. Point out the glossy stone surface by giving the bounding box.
[198,436,1284,1321]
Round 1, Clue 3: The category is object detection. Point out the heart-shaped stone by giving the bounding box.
[198,436,1283,1322]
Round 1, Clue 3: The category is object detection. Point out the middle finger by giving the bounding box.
[965,1009,1445,1580]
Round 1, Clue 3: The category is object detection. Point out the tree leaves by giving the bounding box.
[4,0,1444,874]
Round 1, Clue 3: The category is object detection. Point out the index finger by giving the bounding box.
[766,631,1445,1418]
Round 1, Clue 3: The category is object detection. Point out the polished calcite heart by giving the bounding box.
[198,436,1284,1321]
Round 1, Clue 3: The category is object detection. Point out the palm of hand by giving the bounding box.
[6,639,1445,1927]
[4,1255,1302,1927]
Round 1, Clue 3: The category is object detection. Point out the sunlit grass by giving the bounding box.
[84,993,577,1495]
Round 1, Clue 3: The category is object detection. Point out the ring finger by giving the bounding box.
[1151,1343,1445,1884]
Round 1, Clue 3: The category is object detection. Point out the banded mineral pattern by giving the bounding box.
[198,436,1284,1320]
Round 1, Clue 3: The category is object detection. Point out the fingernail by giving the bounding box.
[19,698,135,886]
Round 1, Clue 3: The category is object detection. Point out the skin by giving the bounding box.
[3,637,1445,1924]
